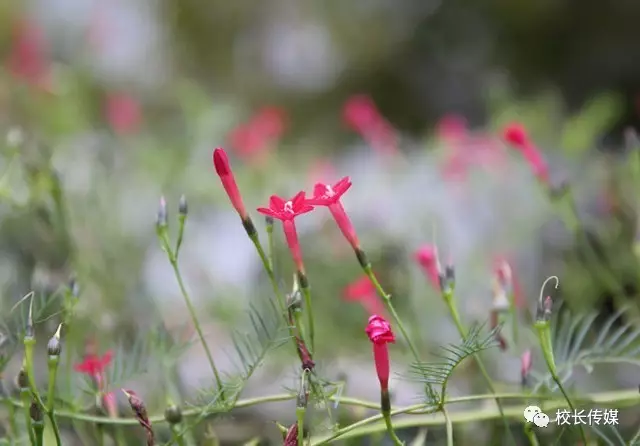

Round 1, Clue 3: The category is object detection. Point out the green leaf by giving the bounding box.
[402,323,500,405]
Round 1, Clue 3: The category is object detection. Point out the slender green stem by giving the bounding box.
[4,396,17,439]
[363,265,422,363]
[535,322,587,444]
[266,222,275,272]
[443,293,515,443]
[310,388,640,444]
[442,407,453,446]
[33,421,44,446]
[382,410,404,446]
[301,285,315,354]
[46,357,62,446]
[96,425,105,446]
[296,408,305,446]
[247,232,304,356]
[524,422,540,446]
[169,260,224,400]
[171,425,187,446]
[20,388,36,446]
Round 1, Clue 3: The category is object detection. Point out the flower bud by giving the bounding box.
[68,275,80,298]
[156,196,168,228]
[29,401,43,422]
[178,195,188,216]
[536,296,553,322]
[16,368,28,390]
[265,215,274,227]
[164,404,182,425]
[47,324,63,356]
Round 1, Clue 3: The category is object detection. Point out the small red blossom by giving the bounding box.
[436,114,468,144]
[74,350,113,377]
[6,17,52,91]
[365,315,395,390]
[257,192,314,273]
[306,177,360,251]
[414,245,441,290]
[493,256,525,309]
[521,349,532,385]
[229,106,287,164]
[343,95,398,157]
[105,92,142,135]
[213,148,249,220]
[502,122,549,183]
[343,276,387,316]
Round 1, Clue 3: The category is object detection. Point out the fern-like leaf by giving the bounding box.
[402,323,500,405]
[532,305,640,391]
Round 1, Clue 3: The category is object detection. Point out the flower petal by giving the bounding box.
[333,176,352,196]
[257,207,279,218]
[313,182,328,198]
[269,195,286,211]
[291,191,306,208]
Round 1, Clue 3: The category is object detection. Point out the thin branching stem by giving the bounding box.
[442,407,453,446]
[169,259,224,400]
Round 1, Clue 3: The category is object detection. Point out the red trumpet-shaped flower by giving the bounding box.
[343,275,386,316]
[229,106,287,165]
[7,17,52,91]
[305,177,360,251]
[365,315,395,390]
[521,349,532,386]
[414,245,441,290]
[213,148,249,221]
[502,123,549,183]
[257,191,314,273]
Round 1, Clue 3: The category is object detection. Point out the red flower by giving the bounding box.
[102,391,118,418]
[229,106,287,164]
[213,148,249,220]
[436,114,468,144]
[74,350,113,377]
[257,191,314,273]
[105,92,142,135]
[343,275,386,316]
[305,177,360,251]
[365,315,395,390]
[343,95,398,157]
[414,245,441,290]
[6,17,52,91]
[502,123,549,183]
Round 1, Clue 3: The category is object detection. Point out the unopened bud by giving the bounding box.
[29,401,43,422]
[536,295,554,322]
[156,196,168,228]
[47,324,63,356]
[265,216,274,227]
[16,368,28,389]
[283,423,299,446]
[164,404,182,424]
[444,264,455,282]
[68,275,80,298]
[287,291,302,312]
[178,195,188,216]
[520,349,532,386]
[297,372,309,409]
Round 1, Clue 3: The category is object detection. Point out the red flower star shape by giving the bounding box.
[74,350,113,376]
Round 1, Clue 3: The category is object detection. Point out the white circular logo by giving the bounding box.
[533,412,550,428]
[523,405,542,423]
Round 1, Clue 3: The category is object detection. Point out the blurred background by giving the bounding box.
[2,0,640,444]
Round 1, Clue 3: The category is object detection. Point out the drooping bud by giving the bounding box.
[164,404,182,425]
[536,295,553,322]
[283,423,299,446]
[47,323,63,356]
[178,194,188,216]
[122,389,154,446]
[296,337,315,371]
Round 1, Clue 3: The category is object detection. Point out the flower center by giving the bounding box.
[283,201,294,214]
[323,185,335,198]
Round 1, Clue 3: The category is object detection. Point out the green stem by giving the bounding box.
[171,425,187,446]
[20,388,36,446]
[45,356,62,446]
[382,410,403,446]
[33,421,44,446]
[296,407,305,446]
[443,292,515,443]
[442,407,453,446]
[524,423,540,446]
[5,396,17,439]
[363,265,422,363]
[247,232,304,355]
[301,284,315,354]
[266,222,275,272]
[310,388,640,444]
[169,259,224,400]
[534,321,587,444]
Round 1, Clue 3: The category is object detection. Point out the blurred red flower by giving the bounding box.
[502,122,549,183]
[229,106,287,164]
[74,350,113,376]
[105,92,142,135]
[6,17,52,91]
[343,95,398,157]
[343,275,386,316]
[414,245,441,290]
